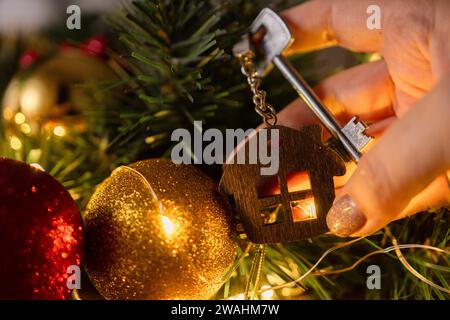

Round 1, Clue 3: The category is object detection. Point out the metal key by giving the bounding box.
[233,8,372,162]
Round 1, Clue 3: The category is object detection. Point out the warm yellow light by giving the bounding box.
[28,149,42,163]
[291,197,317,222]
[306,201,316,218]
[30,163,45,171]
[145,133,168,144]
[3,108,13,121]
[368,53,382,62]
[21,88,40,115]
[260,285,274,299]
[10,136,22,150]
[20,123,31,135]
[70,191,80,200]
[14,112,26,125]
[53,126,66,137]
[145,136,155,144]
[161,215,175,237]
[227,293,245,300]
[281,287,303,297]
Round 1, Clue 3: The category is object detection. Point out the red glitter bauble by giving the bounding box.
[0,158,84,299]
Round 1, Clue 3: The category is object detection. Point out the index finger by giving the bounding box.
[282,0,388,53]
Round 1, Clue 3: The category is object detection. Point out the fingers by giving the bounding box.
[273,60,395,130]
[396,175,450,219]
[430,0,450,80]
[326,75,450,237]
[282,0,387,52]
[289,126,388,191]
[366,116,396,136]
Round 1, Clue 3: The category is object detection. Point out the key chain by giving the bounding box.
[236,49,278,127]
[240,8,373,163]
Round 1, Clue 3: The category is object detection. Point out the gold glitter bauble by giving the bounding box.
[83,159,237,300]
[2,49,115,135]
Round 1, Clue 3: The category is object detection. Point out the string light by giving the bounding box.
[28,149,42,163]
[250,237,364,297]
[145,133,168,145]
[10,136,22,150]
[281,287,303,297]
[20,79,43,117]
[227,293,245,300]
[161,215,176,237]
[53,126,67,137]
[14,112,26,125]
[3,108,13,121]
[20,123,31,135]
[256,236,450,296]
[30,163,45,171]
[260,285,274,299]
[385,227,450,294]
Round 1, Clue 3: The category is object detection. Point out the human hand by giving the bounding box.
[277,0,450,237]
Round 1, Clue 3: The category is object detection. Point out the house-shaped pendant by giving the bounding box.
[219,125,346,244]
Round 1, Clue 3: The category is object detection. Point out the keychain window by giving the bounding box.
[286,171,317,222]
[255,171,317,225]
[256,175,284,225]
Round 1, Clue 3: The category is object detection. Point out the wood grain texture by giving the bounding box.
[220,125,346,244]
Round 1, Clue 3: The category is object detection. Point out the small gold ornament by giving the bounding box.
[83,159,237,300]
[2,49,115,135]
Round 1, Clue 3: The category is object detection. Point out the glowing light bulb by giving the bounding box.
[291,197,317,222]
[260,285,274,299]
[30,163,45,171]
[10,136,22,150]
[21,123,31,134]
[20,79,46,117]
[14,112,26,125]
[53,126,66,137]
[3,108,13,121]
[161,215,175,237]
[228,293,245,300]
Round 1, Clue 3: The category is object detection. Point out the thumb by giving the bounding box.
[326,75,450,237]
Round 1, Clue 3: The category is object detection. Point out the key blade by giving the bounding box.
[342,116,373,152]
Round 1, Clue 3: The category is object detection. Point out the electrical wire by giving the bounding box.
[257,236,449,295]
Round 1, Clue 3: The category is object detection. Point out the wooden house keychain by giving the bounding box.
[219,8,373,244]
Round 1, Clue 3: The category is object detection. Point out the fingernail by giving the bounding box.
[326,194,367,237]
